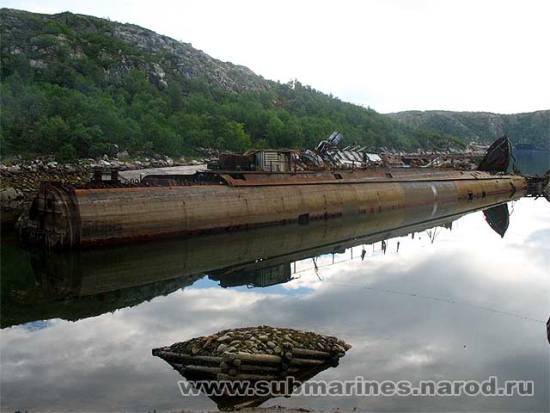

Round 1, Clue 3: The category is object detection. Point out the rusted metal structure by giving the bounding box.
[211,149,296,172]
[20,134,548,249]
[4,191,522,327]
[250,149,294,172]
[19,167,528,249]
[478,136,514,173]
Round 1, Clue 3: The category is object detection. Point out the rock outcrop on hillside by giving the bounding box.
[1,8,271,93]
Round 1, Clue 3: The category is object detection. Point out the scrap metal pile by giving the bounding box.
[302,131,382,169]
[209,131,384,172]
[208,130,489,172]
[153,325,351,410]
[294,131,481,170]
[306,131,485,170]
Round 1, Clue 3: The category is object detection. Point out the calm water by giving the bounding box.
[1,197,549,412]
[514,148,550,176]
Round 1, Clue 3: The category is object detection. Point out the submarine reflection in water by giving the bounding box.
[2,192,517,328]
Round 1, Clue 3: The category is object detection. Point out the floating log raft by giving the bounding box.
[153,326,351,410]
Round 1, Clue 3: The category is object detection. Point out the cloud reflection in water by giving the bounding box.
[1,199,548,412]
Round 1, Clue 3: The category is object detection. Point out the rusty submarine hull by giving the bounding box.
[20,168,528,249]
[18,167,527,249]
[3,190,521,327]
[19,134,546,249]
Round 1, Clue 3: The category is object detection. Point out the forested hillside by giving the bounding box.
[388,110,550,149]
[0,8,458,160]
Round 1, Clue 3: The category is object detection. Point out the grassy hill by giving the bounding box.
[0,8,460,160]
[388,110,550,149]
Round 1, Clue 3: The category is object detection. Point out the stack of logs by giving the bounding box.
[153,344,345,381]
[152,326,351,408]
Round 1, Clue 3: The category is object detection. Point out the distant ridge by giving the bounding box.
[387,110,550,149]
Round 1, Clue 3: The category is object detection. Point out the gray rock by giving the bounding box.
[217,334,232,342]
[165,325,352,359]
[0,187,23,202]
[6,165,21,173]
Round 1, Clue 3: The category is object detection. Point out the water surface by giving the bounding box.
[1,198,549,412]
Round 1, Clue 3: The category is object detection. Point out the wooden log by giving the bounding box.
[154,351,222,365]
[217,373,279,381]
[223,352,282,365]
[293,348,331,358]
[223,351,326,367]
[170,363,220,377]
[237,364,278,373]
[236,364,300,374]
[289,358,324,366]
[152,347,170,355]
[171,362,186,371]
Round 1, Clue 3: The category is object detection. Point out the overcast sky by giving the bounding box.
[2,0,549,114]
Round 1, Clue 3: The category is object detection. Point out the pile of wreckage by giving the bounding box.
[209,131,482,172]
[307,132,484,170]
[209,131,382,172]
[302,131,382,169]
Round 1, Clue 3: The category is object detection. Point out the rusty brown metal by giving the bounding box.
[19,168,528,249]
[20,182,81,248]
[5,190,524,327]
[218,168,515,187]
